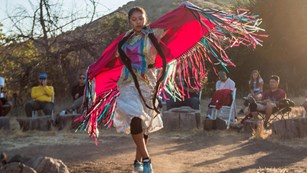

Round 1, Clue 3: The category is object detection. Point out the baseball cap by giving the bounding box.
[0,76,5,87]
[38,73,48,79]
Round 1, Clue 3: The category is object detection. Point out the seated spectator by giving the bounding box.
[166,88,201,111]
[166,76,201,111]
[248,70,264,100]
[248,70,263,98]
[25,73,54,117]
[66,74,85,114]
[247,75,286,127]
[215,70,235,91]
[0,76,12,116]
[207,70,236,118]
[239,70,264,114]
[165,75,203,128]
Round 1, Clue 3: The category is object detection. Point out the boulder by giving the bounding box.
[26,156,70,173]
[0,162,36,173]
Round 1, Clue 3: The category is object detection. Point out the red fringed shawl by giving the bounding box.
[76,2,266,141]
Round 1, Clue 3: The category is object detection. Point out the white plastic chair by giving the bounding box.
[208,88,237,128]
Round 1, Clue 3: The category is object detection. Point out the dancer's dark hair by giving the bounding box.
[118,29,166,114]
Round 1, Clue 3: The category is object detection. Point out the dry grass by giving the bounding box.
[0,117,91,151]
[251,123,270,140]
[268,135,307,149]
[289,106,305,118]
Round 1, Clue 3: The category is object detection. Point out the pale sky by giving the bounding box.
[0,0,133,34]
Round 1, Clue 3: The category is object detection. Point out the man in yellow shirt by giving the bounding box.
[25,73,54,117]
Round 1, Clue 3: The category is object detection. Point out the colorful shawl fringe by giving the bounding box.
[76,1,266,143]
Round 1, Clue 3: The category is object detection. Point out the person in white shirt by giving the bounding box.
[207,70,236,119]
[215,71,236,91]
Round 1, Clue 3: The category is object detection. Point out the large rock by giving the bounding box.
[8,154,31,164]
[26,156,70,173]
[0,162,36,173]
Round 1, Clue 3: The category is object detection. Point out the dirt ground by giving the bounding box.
[1,122,307,173]
[1,97,307,173]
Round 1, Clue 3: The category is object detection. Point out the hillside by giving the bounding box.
[2,0,307,101]
[0,0,253,102]
[55,0,253,96]
[76,0,239,60]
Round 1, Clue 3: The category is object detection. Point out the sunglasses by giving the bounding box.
[80,77,85,79]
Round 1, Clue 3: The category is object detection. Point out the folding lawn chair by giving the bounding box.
[208,88,237,128]
[258,98,295,122]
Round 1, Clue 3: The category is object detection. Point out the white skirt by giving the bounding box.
[113,70,163,134]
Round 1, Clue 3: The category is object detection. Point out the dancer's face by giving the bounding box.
[129,11,146,33]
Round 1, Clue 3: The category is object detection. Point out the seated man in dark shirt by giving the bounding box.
[249,75,286,127]
[166,88,201,110]
[165,76,202,128]
[166,75,201,111]
[0,90,11,117]
[0,76,12,117]
[67,74,86,113]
